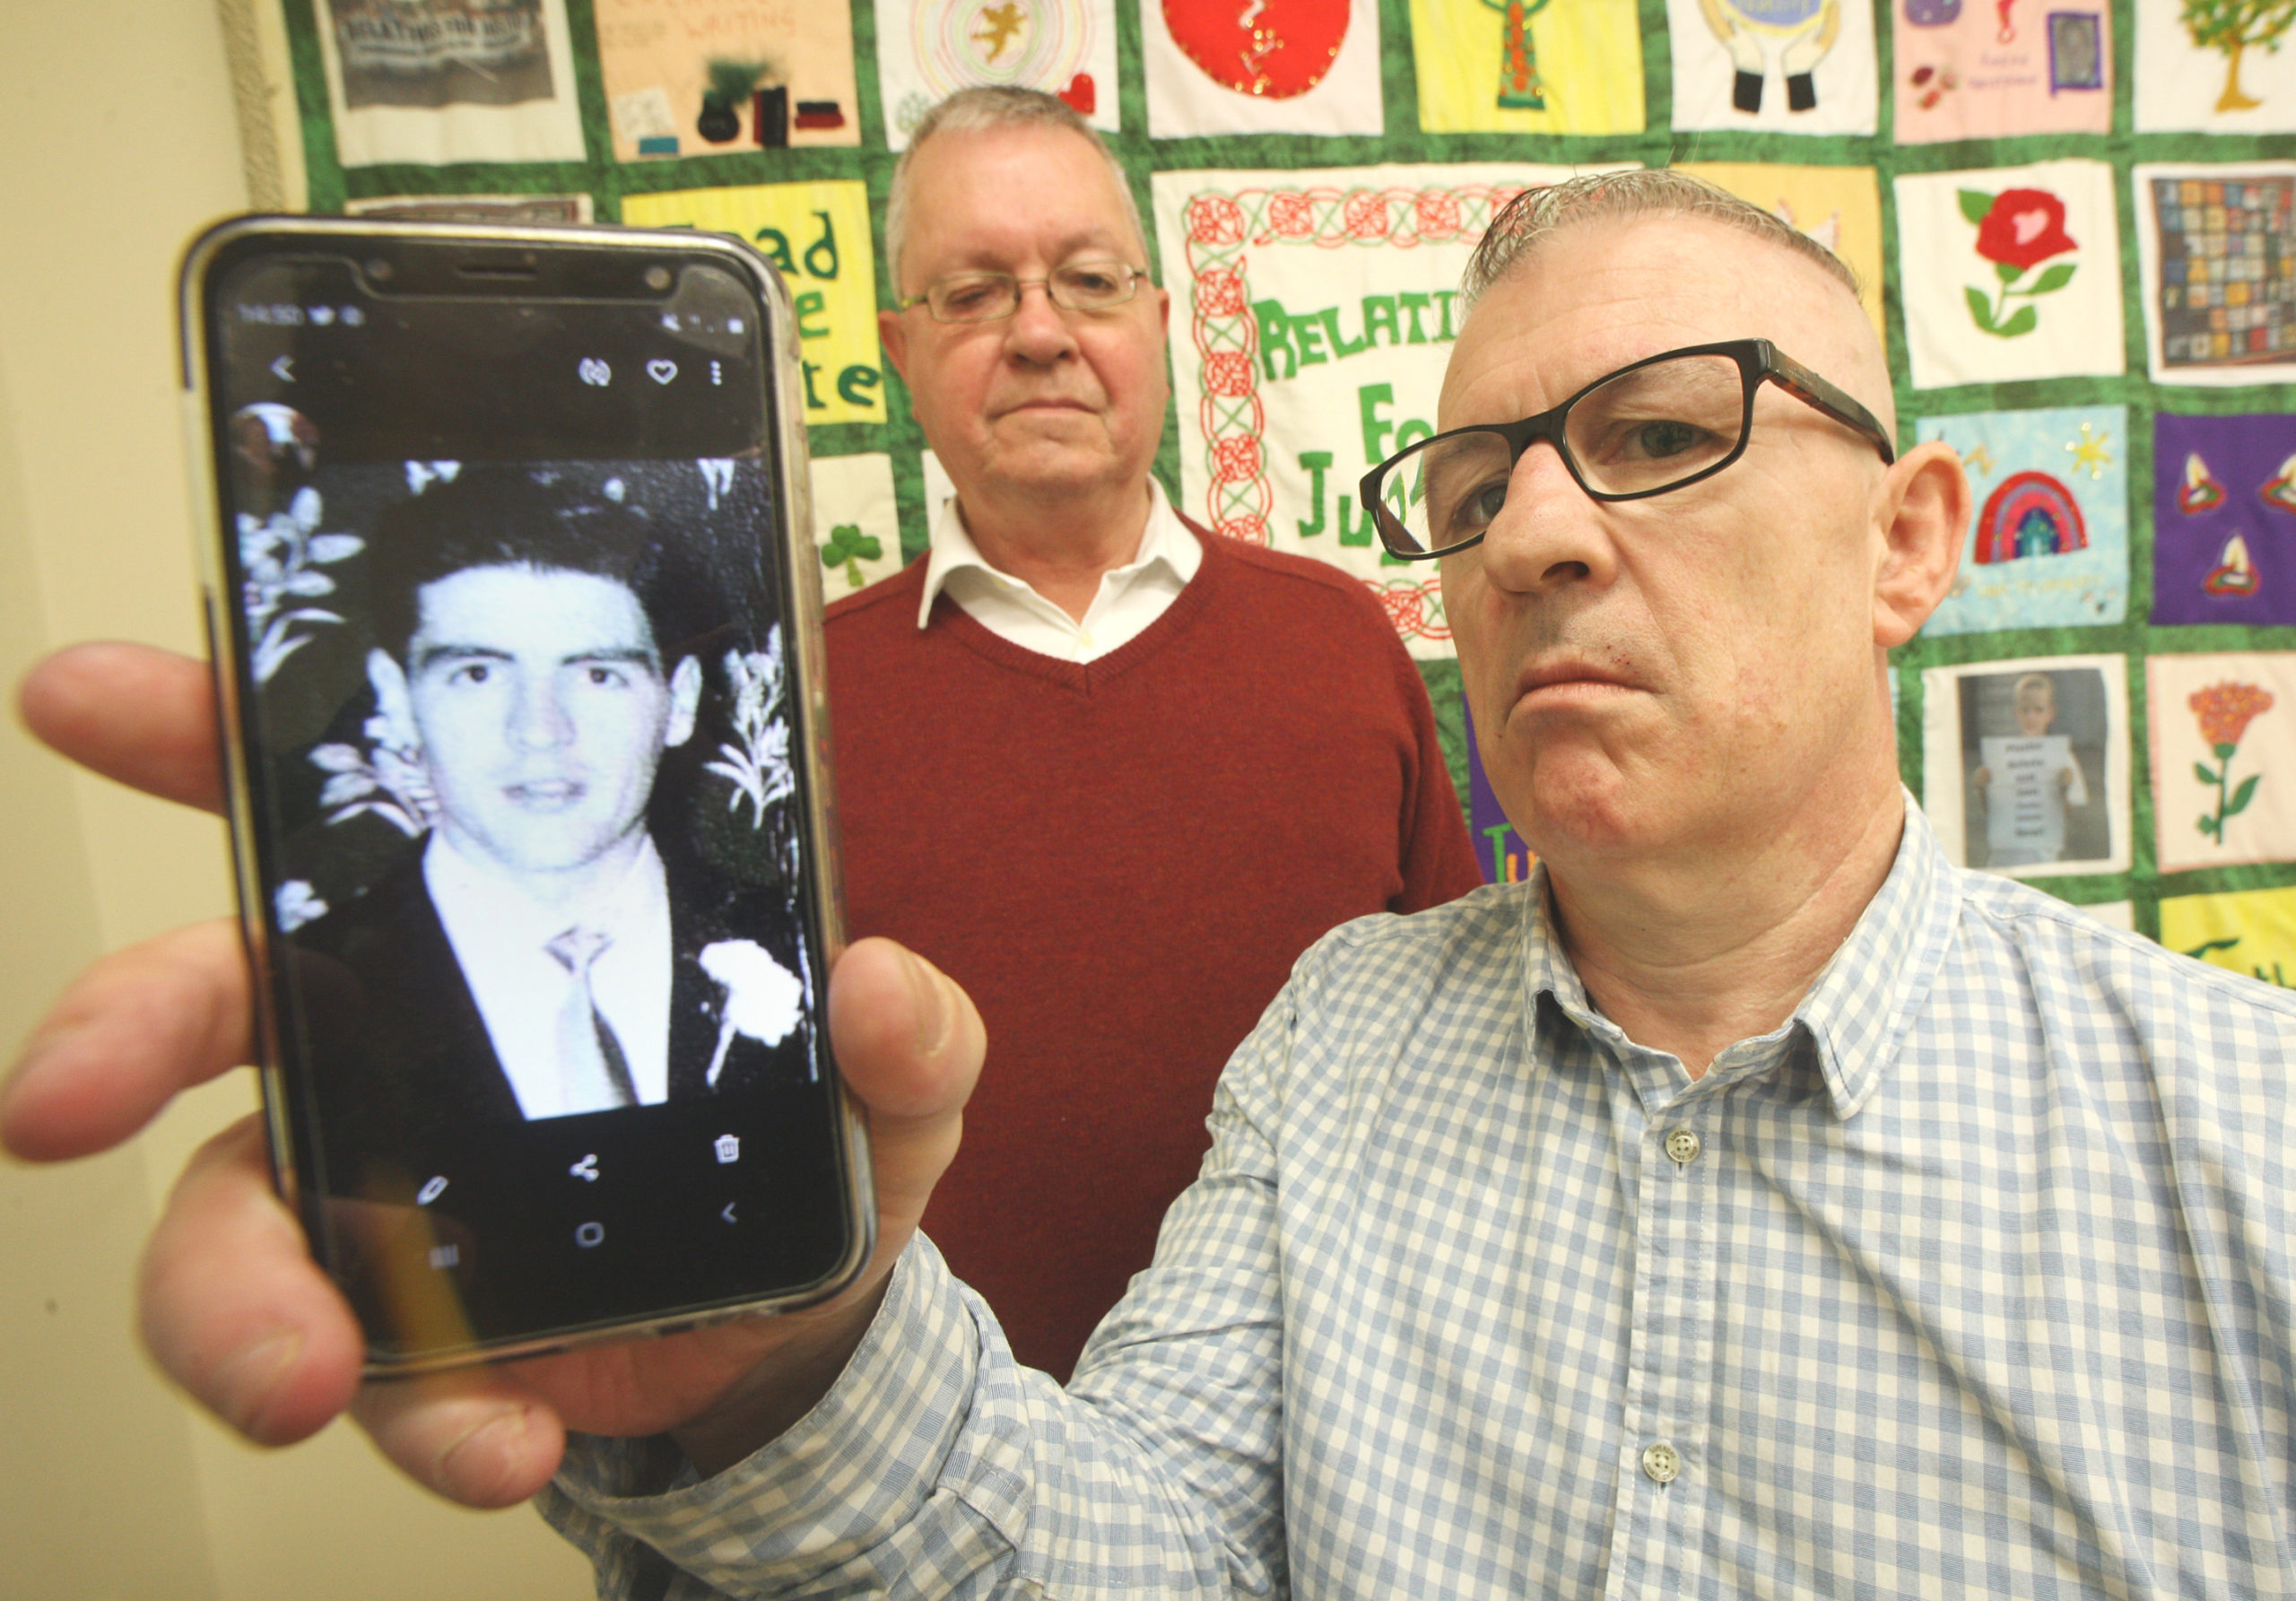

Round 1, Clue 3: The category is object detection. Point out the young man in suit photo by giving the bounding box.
[291,466,812,1160]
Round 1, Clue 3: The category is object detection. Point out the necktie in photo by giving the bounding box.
[546,927,638,1110]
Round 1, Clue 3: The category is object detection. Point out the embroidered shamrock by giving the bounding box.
[820,522,883,588]
[1960,187,2078,338]
[2189,680,2275,844]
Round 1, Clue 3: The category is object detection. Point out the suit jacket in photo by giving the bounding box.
[287,842,816,1164]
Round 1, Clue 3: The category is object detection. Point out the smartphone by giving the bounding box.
[179,216,872,1370]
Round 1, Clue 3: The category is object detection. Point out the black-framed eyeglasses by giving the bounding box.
[1359,338,1897,561]
[896,260,1148,324]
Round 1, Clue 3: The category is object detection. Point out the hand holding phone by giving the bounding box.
[179,217,872,1369]
[1,648,981,1495]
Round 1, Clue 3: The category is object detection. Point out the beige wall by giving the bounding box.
[0,4,589,1596]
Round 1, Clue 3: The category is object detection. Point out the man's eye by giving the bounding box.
[1060,265,1123,300]
[449,663,491,685]
[1439,478,1509,537]
[1627,421,1703,459]
[936,278,1006,315]
[585,666,628,687]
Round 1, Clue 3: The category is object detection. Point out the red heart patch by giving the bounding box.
[1163,0,1350,100]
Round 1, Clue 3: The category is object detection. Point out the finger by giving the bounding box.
[138,1115,366,1448]
[18,641,224,814]
[827,937,986,1236]
[2,919,251,1162]
[352,1370,566,1510]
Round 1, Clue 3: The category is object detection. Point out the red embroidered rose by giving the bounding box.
[2189,681,2275,845]
[1973,189,2076,273]
[2190,681,2275,753]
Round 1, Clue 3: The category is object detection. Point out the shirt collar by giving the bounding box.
[1518,794,1960,1120]
[423,826,665,945]
[914,475,1200,631]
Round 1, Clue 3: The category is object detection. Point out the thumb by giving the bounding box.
[826,938,984,1243]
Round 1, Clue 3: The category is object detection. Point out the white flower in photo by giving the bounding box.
[274,879,329,933]
[699,938,804,1084]
[241,486,363,684]
[404,460,460,495]
[699,458,735,510]
[309,719,436,837]
[706,630,796,830]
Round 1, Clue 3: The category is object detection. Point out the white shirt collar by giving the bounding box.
[422,829,676,1118]
[913,477,1202,660]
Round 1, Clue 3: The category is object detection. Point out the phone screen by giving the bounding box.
[196,231,861,1363]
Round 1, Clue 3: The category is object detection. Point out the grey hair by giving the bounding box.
[1461,169,1863,310]
[883,87,1148,293]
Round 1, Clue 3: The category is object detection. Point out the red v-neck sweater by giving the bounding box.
[824,524,1482,1379]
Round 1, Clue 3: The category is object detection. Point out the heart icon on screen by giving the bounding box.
[647,359,678,384]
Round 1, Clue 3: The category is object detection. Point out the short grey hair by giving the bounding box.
[1462,169,1863,310]
[883,87,1148,294]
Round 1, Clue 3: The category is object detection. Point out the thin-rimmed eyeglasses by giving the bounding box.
[896,260,1147,324]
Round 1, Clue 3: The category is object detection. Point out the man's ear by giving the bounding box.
[878,308,910,383]
[1869,439,1970,648]
[663,655,704,749]
[366,648,421,755]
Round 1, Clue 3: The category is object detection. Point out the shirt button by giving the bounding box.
[1640,1441,1681,1484]
[1664,1127,1702,1165]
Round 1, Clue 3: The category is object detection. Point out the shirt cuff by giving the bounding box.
[542,1235,989,1596]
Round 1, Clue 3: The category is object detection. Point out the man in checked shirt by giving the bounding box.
[13,170,2296,1597]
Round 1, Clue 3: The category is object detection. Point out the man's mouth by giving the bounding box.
[506,779,584,809]
[1512,658,1641,711]
[1518,658,1633,694]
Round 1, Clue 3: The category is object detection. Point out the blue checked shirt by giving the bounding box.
[544,804,2296,1598]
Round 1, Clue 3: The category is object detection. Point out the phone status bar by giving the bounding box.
[235,301,367,328]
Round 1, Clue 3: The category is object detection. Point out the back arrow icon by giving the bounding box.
[270,355,293,382]
[720,1203,737,1223]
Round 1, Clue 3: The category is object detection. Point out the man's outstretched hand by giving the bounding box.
[2,642,984,1507]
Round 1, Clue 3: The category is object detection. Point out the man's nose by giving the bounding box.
[1473,441,1620,596]
[1003,280,1079,365]
[507,677,575,750]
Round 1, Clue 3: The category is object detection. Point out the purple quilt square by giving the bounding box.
[1464,718,1534,886]
[2152,412,2296,626]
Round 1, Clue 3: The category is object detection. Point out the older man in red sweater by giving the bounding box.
[844,89,1481,1377]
